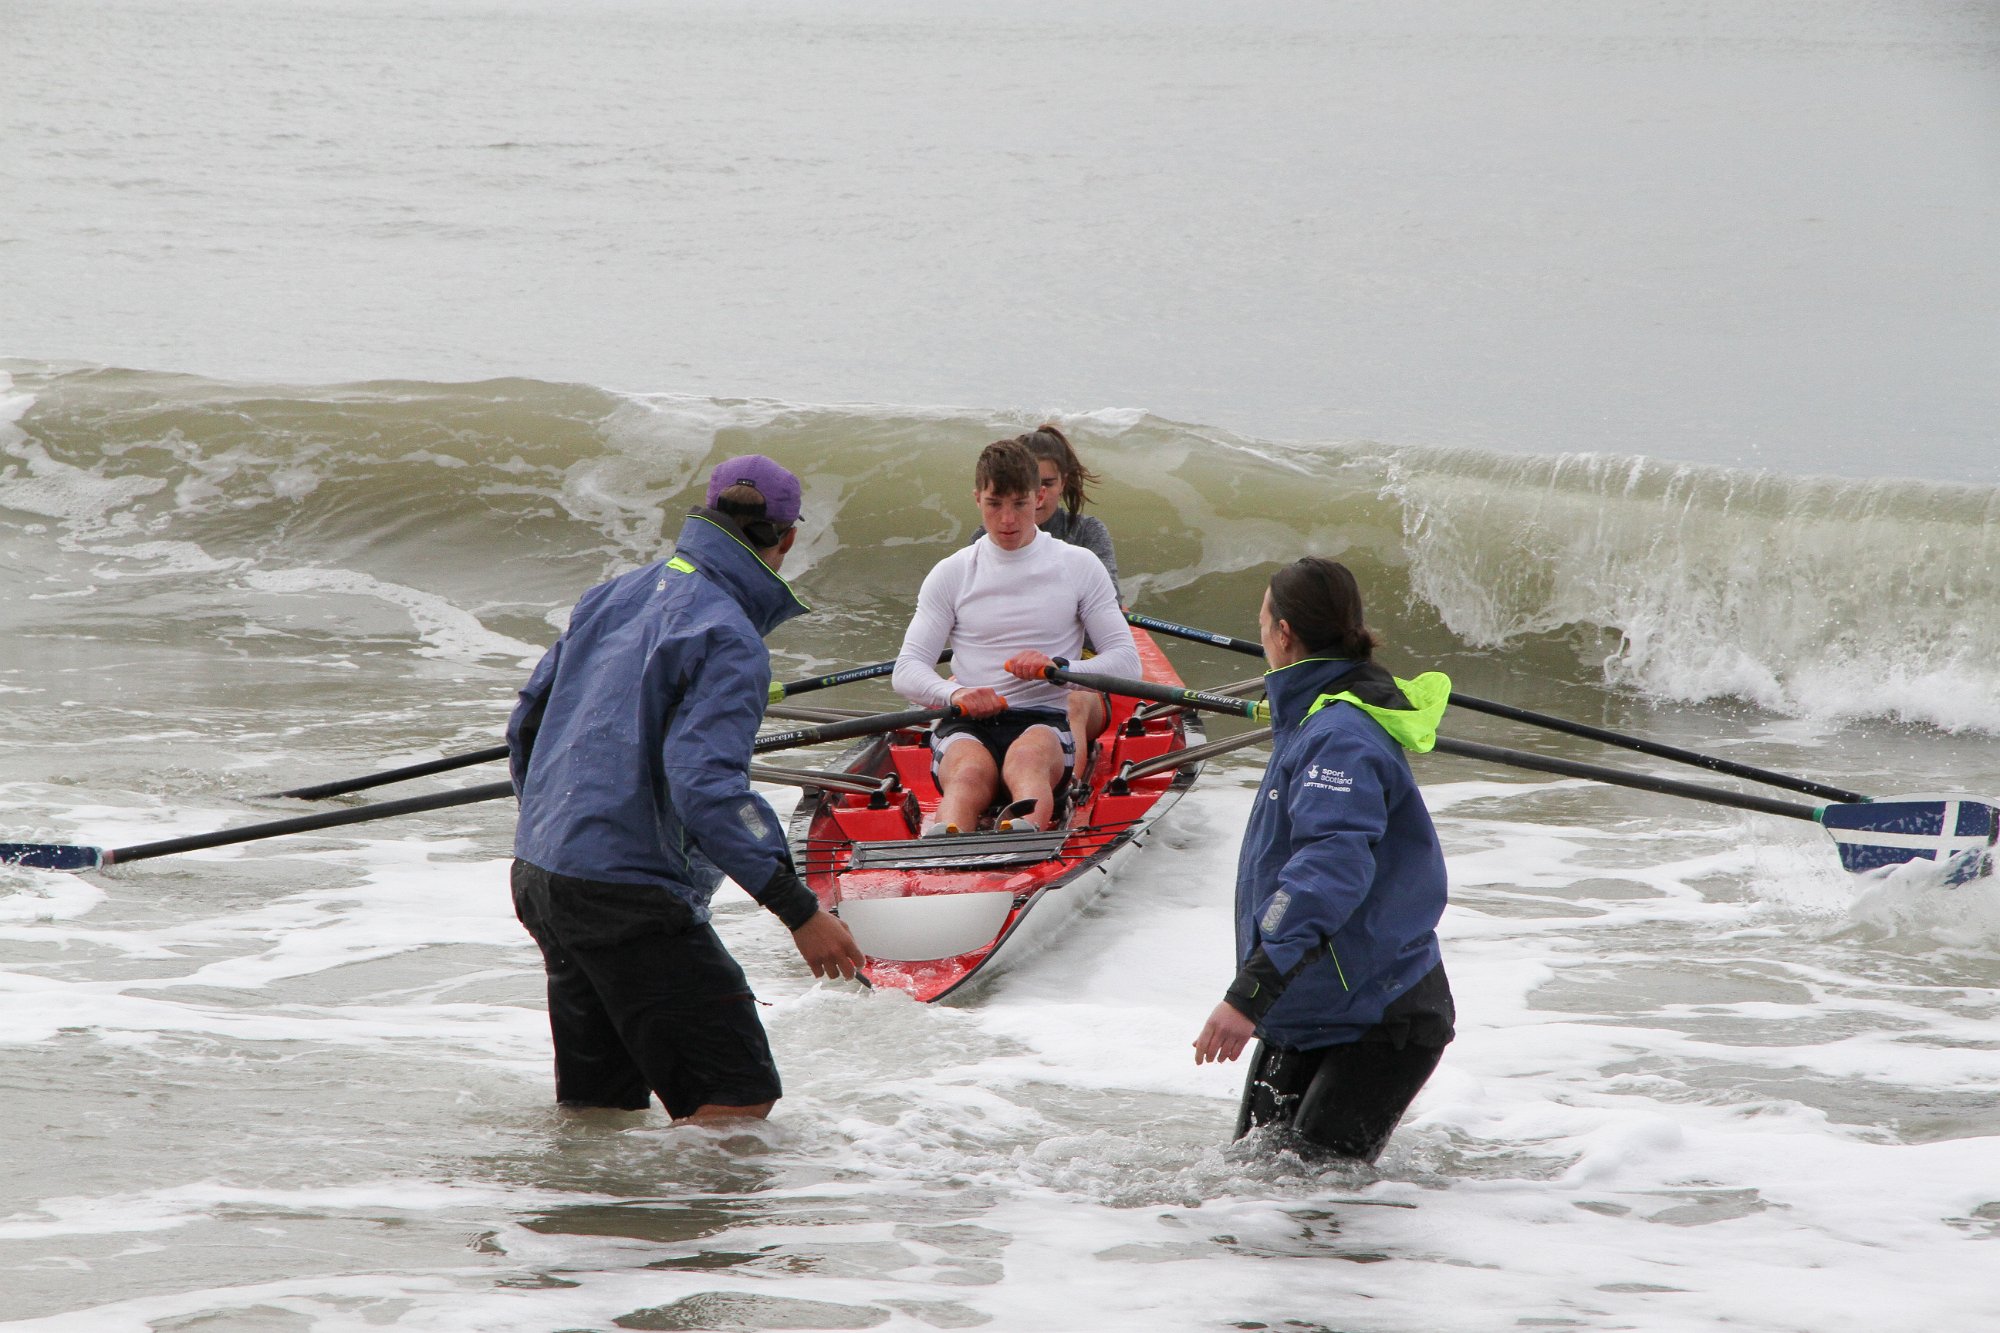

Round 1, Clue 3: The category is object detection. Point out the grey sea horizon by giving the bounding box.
[4,0,1996,482]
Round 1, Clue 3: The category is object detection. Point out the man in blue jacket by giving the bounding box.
[508,456,863,1124]
[1193,558,1455,1162]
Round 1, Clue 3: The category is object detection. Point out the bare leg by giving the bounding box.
[1065,691,1106,760]
[933,740,1001,833]
[675,1100,775,1125]
[999,729,1067,831]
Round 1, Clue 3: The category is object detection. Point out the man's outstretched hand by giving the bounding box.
[792,909,866,980]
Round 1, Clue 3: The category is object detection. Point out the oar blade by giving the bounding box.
[0,842,105,871]
[1820,796,1999,883]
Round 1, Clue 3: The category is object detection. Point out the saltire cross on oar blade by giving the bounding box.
[1816,796,2000,882]
[1,705,952,874]
[1050,663,2000,884]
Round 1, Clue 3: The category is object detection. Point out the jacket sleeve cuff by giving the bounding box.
[755,864,822,932]
[1222,946,1288,1023]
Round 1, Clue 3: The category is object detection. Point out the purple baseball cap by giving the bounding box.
[705,455,803,526]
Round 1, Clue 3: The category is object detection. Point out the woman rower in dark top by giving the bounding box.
[1020,424,1118,596]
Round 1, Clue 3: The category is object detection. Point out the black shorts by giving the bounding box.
[932,707,1074,782]
[512,860,781,1117]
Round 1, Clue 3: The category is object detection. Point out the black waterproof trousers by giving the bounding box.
[1234,962,1454,1163]
[512,860,781,1118]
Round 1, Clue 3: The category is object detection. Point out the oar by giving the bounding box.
[0,781,516,872]
[273,745,510,800]
[749,764,897,797]
[268,658,947,801]
[1044,664,1269,721]
[767,659,894,703]
[1125,611,1260,658]
[1124,611,1866,803]
[766,649,950,703]
[1132,677,1267,723]
[3,706,953,874]
[1428,740,1997,883]
[752,706,951,754]
[1052,665,1999,881]
[765,704,876,723]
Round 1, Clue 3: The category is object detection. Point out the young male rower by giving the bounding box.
[893,438,1140,835]
[508,456,863,1125]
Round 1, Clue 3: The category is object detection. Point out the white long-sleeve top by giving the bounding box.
[894,529,1140,714]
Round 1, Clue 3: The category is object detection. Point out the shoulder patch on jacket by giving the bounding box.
[1300,762,1355,795]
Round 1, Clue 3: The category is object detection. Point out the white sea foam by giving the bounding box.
[241,567,545,665]
[4,758,1998,1330]
[0,437,165,526]
[81,539,244,578]
[0,374,32,429]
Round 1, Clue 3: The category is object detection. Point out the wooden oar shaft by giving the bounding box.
[105,781,517,866]
[1430,737,1821,822]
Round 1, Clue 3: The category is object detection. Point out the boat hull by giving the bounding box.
[787,629,1204,1001]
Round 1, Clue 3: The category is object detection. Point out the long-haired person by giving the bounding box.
[1192,557,1455,1162]
[1018,423,1117,594]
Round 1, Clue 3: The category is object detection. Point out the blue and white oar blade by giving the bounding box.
[1,842,106,871]
[1820,796,1998,883]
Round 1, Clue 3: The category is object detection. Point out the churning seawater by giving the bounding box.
[2,371,1997,1332]
[4,2,2000,1330]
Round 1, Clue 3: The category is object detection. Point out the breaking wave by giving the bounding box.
[4,360,1996,733]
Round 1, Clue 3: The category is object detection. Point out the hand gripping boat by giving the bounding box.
[785,629,1204,1002]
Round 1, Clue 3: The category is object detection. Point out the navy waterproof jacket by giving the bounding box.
[1232,657,1449,1048]
[507,510,810,922]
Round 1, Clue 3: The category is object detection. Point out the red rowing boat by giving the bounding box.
[787,629,1204,1002]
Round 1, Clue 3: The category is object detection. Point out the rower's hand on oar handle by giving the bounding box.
[949,686,1009,719]
[1192,1001,1257,1065]
[1003,650,1057,680]
[792,909,866,980]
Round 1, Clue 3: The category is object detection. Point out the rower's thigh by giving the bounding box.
[1002,727,1066,789]
[936,737,1001,800]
